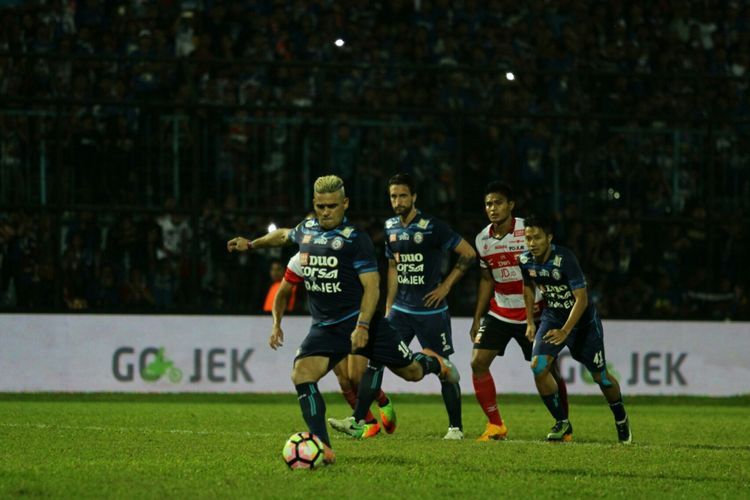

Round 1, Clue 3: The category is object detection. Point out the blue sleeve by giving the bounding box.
[519,254,534,284]
[384,238,394,259]
[287,220,306,244]
[434,218,461,251]
[520,263,532,284]
[562,249,587,290]
[384,222,394,259]
[353,232,379,274]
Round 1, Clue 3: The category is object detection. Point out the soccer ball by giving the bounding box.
[282,432,324,470]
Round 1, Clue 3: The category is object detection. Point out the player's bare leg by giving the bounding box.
[592,369,632,444]
[531,355,572,442]
[292,356,335,452]
[471,348,508,441]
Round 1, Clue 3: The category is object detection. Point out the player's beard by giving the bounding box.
[394,202,414,217]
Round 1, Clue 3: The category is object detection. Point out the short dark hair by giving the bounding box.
[523,213,553,235]
[388,172,416,195]
[483,181,514,201]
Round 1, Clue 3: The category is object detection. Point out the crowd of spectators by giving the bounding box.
[0,1,749,319]
[2,0,749,115]
[1,200,748,320]
[1,0,749,210]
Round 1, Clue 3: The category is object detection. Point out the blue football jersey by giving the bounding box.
[288,217,378,326]
[518,244,595,325]
[384,211,461,313]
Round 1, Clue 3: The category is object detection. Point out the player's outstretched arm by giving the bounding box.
[227,227,291,253]
[471,267,494,341]
[351,271,380,351]
[423,239,476,308]
[269,278,295,350]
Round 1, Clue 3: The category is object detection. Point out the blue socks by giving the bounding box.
[353,364,384,422]
[541,392,567,421]
[441,380,462,430]
[295,382,330,447]
[609,397,627,422]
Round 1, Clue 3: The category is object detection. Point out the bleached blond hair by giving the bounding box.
[314,175,346,196]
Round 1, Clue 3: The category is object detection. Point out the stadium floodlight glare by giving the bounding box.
[334,38,345,47]
[505,72,515,81]
[268,223,277,233]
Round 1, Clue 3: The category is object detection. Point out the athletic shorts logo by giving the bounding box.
[331,237,343,250]
[413,232,423,244]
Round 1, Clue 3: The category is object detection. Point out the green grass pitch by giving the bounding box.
[1,393,749,498]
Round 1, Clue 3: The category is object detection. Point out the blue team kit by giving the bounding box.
[518,244,607,373]
[288,217,412,368]
[384,211,461,355]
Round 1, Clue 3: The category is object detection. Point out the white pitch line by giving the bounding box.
[0,422,629,447]
[2,423,747,452]
[0,422,265,438]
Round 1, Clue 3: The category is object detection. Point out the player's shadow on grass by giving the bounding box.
[549,438,750,453]
[586,440,748,452]
[503,466,740,484]
[663,443,750,452]
[342,455,413,466]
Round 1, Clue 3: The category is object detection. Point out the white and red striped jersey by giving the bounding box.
[284,252,304,285]
[475,217,543,324]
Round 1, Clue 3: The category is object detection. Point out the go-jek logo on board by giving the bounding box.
[112,346,254,384]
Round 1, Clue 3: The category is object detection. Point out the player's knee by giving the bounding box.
[593,369,613,389]
[290,370,306,385]
[335,372,353,391]
[530,355,551,378]
[349,365,367,381]
[470,357,490,375]
[399,362,423,381]
[291,364,316,385]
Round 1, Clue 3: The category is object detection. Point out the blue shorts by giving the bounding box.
[295,314,413,369]
[532,311,607,373]
[388,308,454,357]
